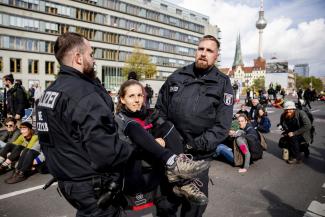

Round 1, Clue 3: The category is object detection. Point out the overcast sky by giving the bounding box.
[169,0,325,77]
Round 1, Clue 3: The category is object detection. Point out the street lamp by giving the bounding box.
[117,28,136,61]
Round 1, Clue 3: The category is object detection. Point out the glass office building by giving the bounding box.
[0,0,219,91]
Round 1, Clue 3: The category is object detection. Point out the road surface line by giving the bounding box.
[306,201,325,217]
[311,109,320,113]
[0,183,57,200]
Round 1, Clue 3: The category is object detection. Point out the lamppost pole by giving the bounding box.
[115,28,136,91]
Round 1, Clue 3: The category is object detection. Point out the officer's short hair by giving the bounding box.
[199,35,220,49]
[54,32,86,64]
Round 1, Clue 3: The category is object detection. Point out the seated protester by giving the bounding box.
[214,119,240,165]
[248,98,262,122]
[0,117,21,149]
[253,107,271,133]
[5,134,42,184]
[235,104,249,119]
[272,97,284,109]
[278,101,311,164]
[0,122,38,175]
[116,80,209,205]
[235,114,263,173]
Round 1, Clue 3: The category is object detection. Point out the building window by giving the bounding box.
[45,61,55,74]
[176,9,182,15]
[103,32,119,44]
[28,59,38,74]
[45,22,59,34]
[160,4,167,10]
[10,58,21,73]
[76,27,96,40]
[45,41,54,53]
[76,8,96,22]
[102,66,123,90]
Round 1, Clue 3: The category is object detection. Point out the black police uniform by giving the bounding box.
[36,65,130,217]
[155,63,233,217]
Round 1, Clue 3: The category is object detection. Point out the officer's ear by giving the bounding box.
[74,52,83,66]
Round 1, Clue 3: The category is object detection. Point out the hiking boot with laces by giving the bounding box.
[173,179,208,205]
[166,154,210,182]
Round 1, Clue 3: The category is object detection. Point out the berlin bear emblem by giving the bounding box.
[224,93,233,106]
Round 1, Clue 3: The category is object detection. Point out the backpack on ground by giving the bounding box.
[257,131,268,150]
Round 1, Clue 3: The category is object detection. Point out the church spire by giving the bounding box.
[232,33,244,68]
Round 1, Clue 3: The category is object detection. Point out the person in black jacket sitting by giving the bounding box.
[252,107,271,133]
[233,114,263,173]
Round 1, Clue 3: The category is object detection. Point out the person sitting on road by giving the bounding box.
[115,79,210,205]
[0,122,38,175]
[0,117,21,149]
[252,107,271,133]
[248,98,262,122]
[213,119,240,165]
[5,134,44,184]
[235,104,249,119]
[278,101,311,164]
[234,114,263,173]
[272,96,284,109]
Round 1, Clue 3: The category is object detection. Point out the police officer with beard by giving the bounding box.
[36,32,130,216]
[155,35,233,217]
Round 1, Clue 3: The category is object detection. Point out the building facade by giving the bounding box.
[0,0,219,91]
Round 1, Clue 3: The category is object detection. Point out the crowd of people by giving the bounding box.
[244,84,319,111]
[0,73,45,184]
[0,32,316,217]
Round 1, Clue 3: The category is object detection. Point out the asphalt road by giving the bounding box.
[0,101,324,217]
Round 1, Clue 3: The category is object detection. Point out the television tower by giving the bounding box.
[256,0,267,58]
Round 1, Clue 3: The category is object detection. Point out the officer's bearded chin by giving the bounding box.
[195,60,209,71]
[83,65,97,80]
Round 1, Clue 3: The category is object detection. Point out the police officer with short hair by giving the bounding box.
[155,35,233,217]
[36,32,130,216]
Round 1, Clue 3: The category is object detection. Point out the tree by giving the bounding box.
[296,75,323,92]
[251,77,265,91]
[122,46,157,80]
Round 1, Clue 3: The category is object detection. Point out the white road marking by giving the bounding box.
[311,109,320,113]
[306,201,325,217]
[0,182,57,200]
[322,183,325,188]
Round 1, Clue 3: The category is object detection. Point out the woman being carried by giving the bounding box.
[115,80,209,205]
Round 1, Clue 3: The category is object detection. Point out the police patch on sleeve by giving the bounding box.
[224,93,233,106]
[38,91,61,109]
[169,86,179,92]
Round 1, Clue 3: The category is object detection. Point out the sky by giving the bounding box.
[169,0,325,77]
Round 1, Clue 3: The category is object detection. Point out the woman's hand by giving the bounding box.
[155,138,166,148]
